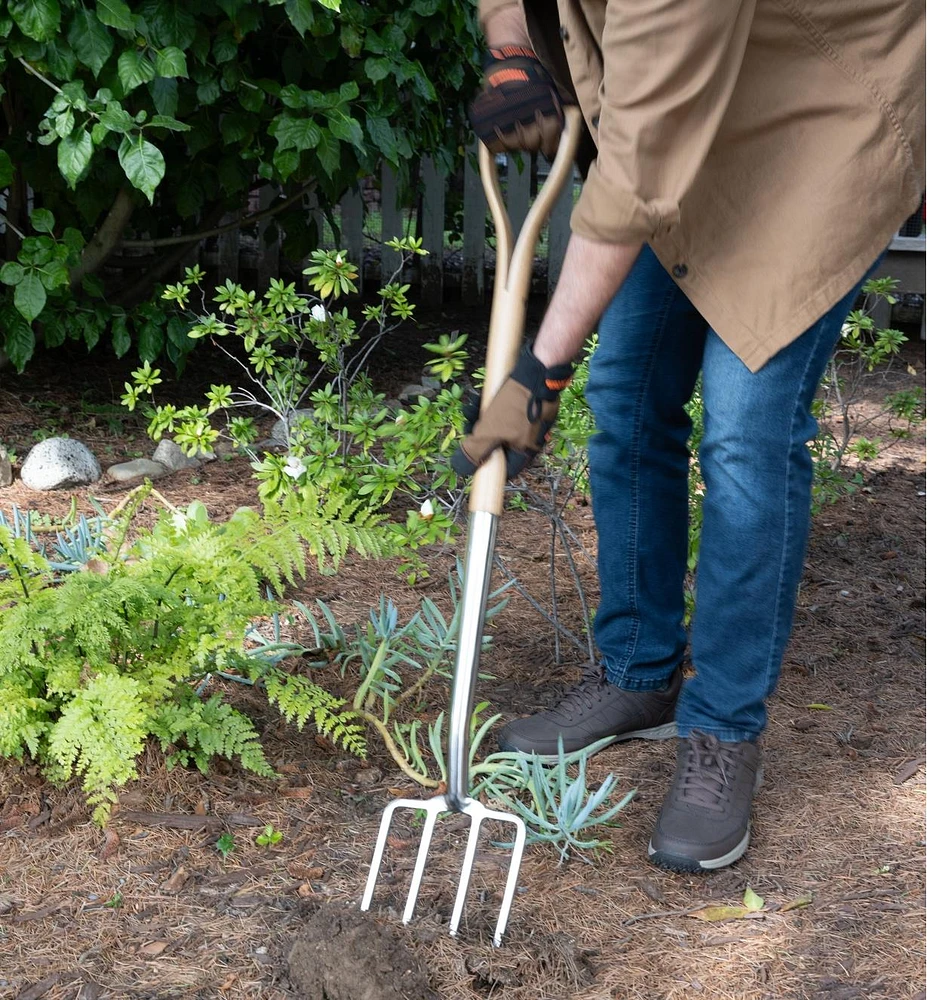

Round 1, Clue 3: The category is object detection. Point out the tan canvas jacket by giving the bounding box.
[480,0,925,371]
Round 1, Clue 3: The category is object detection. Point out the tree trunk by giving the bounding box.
[70,187,136,287]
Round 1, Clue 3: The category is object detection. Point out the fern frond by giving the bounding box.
[151,693,275,778]
[263,668,366,758]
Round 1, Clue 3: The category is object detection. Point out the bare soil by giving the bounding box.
[0,319,923,1000]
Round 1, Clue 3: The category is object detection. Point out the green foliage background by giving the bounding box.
[0,0,482,369]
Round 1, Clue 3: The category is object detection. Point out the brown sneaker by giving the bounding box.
[496,666,680,757]
[648,731,763,873]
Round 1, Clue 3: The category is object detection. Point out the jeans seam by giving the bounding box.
[612,281,682,683]
[752,317,825,729]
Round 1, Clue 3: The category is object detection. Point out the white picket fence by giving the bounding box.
[199,142,579,305]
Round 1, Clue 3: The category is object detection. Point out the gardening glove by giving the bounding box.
[451,343,573,479]
[468,45,565,160]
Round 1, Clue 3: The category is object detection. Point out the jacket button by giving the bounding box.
[672,264,688,279]
[559,25,569,41]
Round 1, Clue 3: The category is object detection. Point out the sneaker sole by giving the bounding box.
[497,720,678,760]
[646,766,764,874]
[647,826,751,874]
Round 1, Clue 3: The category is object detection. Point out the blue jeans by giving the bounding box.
[585,246,869,742]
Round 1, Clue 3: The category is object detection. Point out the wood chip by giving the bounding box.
[161,866,189,894]
[13,904,61,924]
[15,973,64,1000]
[120,810,216,831]
[226,813,264,827]
[138,940,169,957]
[893,756,926,785]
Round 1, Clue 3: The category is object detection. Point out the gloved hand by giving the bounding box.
[451,344,573,478]
[468,45,565,160]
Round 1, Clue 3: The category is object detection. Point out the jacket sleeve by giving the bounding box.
[479,0,522,33]
[571,0,756,244]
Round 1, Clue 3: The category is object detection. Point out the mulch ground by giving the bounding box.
[0,315,923,1000]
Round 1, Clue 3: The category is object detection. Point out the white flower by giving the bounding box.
[310,304,328,322]
[283,455,307,479]
[335,253,343,265]
[419,499,435,520]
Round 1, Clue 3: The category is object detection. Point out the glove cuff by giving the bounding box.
[510,342,574,400]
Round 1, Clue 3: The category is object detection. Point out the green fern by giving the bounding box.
[262,667,366,757]
[151,693,274,777]
[0,491,388,823]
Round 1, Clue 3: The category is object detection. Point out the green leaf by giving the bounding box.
[0,262,25,285]
[14,271,47,322]
[4,317,36,372]
[149,78,178,117]
[30,208,55,233]
[155,46,187,78]
[58,128,94,188]
[111,313,131,358]
[67,9,113,77]
[137,320,164,361]
[366,116,397,162]
[327,111,363,148]
[339,81,359,102]
[271,114,321,152]
[95,0,134,30]
[54,108,75,138]
[806,703,833,711]
[99,104,134,133]
[142,0,196,49]
[148,114,191,132]
[743,887,764,912]
[364,57,391,83]
[284,0,314,36]
[118,49,156,93]
[9,0,61,41]
[118,135,165,203]
[273,148,299,180]
[62,227,85,253]
[220,112,255,144]
[44,38,78,80]
[195,79,221,105]
[0,149,13,188]
[314,131,340,179]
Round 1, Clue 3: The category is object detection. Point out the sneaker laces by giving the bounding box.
[678,731,745,813]
[549,664,610,720]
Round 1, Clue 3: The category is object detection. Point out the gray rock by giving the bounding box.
[0,446,11,488]
[107,458,167,482]
[420,375,442,391]
[152,438,200,472]
[398,383,437,403]
[269,408,315,444]
[20,438,101,491]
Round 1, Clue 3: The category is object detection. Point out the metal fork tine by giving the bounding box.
[401,801,443,924]
[490,811,528,947]
[360,798,405,913]
[448,809,482,939]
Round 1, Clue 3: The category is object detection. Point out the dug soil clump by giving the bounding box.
[288,903,439,1000]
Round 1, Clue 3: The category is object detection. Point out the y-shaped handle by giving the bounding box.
[446,107,584,811]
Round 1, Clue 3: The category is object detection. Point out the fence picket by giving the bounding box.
[380,164,402,281]
[340,185,365,292]
[547,165,574,295]
[420,156,445,306]
[505,153,530,237]
[462,142,486,304]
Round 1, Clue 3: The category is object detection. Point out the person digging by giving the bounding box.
[454,0,925,873]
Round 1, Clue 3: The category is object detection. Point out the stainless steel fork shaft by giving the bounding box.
[446,510,498,810]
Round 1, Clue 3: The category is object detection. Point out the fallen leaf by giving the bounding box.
[138,940,169,957]
[219,974,238,992]
[287,863,323,880]
[14,973,64,999]
[99,828,120,861]
[792,718,816,732]
[193,801,207,816]
[743,887,764,911]
[806,703,833,711]
[387,836,412,850]
[893,756,926,785]
[688,905,762,922]
[297,883,313,897]
[161,866,188,894]
[280,786,313,800]
[781,893,814,912]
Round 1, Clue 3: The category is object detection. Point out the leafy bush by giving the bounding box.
[123,242,465,578]
[0,0,481,366]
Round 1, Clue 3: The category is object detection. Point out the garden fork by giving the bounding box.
[360,106,583,947]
